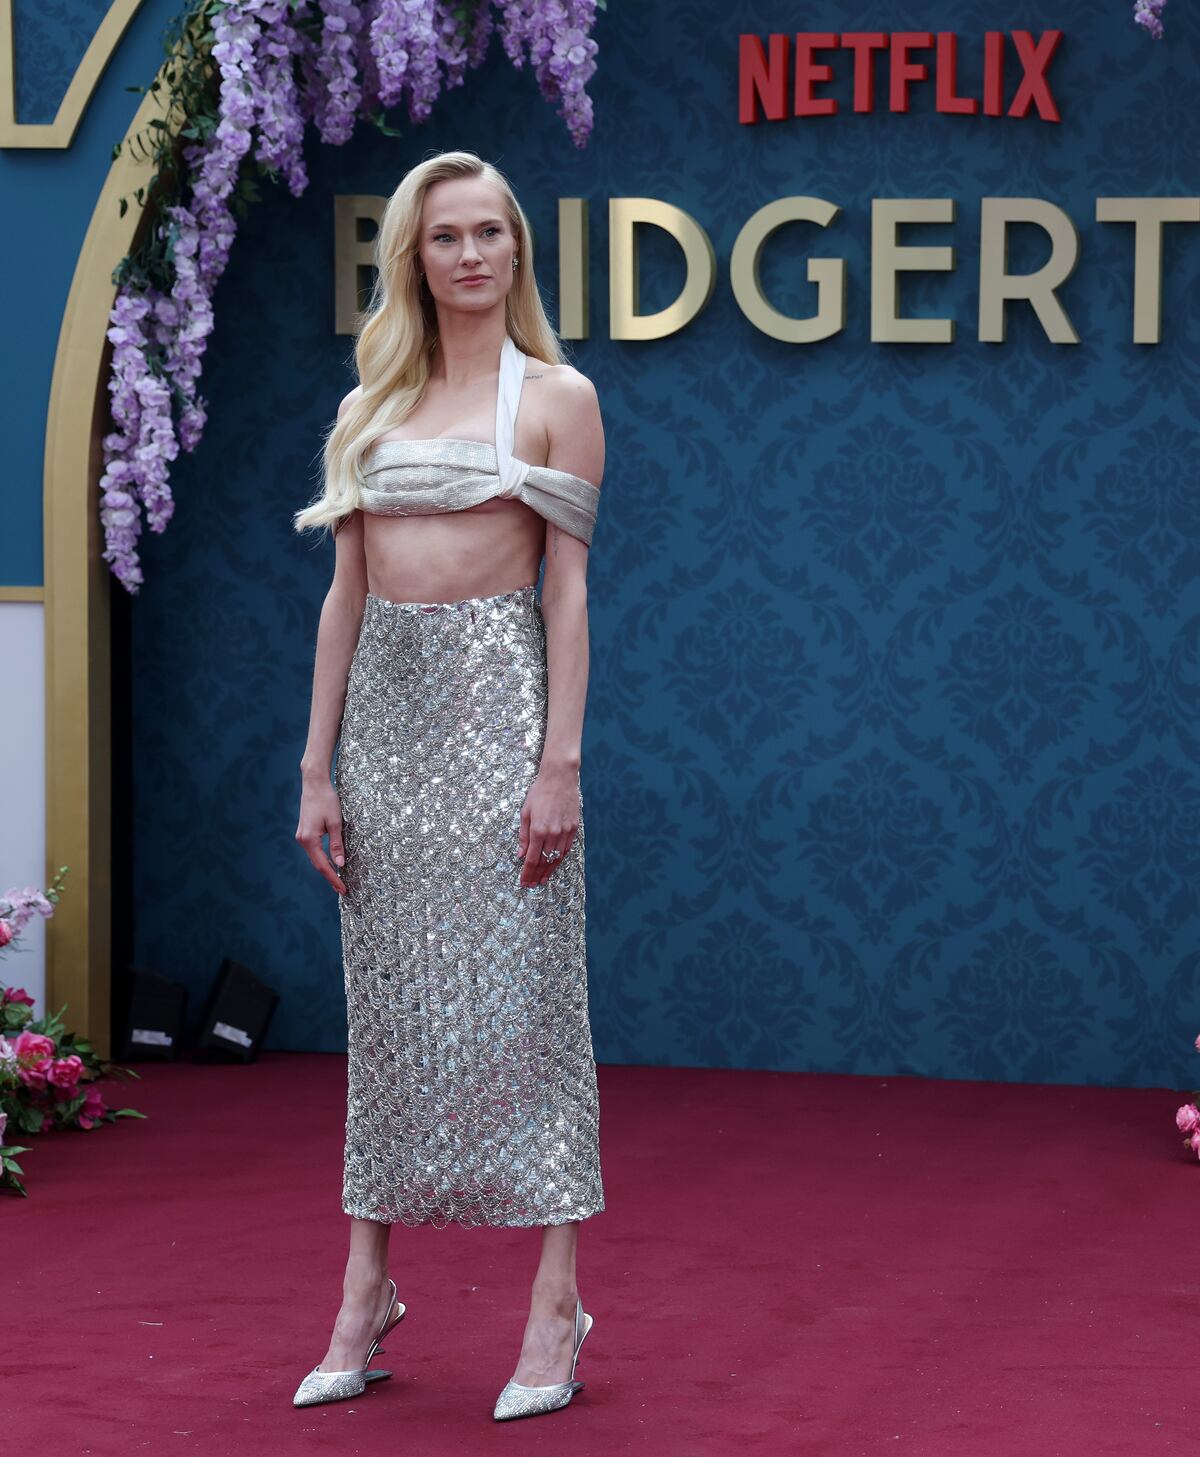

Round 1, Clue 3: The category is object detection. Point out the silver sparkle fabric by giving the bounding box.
[334,585,605,1228]
[492,1377,581,1419]
[292,1365,370,1406]
[492,1296,591,1420]
[357,437,600,547]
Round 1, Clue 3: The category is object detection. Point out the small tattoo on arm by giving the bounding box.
[551,525,561,556]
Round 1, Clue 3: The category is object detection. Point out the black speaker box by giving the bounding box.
[196,957,279,1063]
[117,968,187,1061]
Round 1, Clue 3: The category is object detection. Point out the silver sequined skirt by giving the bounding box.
[335,585,605,1228]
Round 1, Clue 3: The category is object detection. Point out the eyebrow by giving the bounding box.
[426,217,505,231]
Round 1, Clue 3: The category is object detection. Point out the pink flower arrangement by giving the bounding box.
[103,0,602,593]
[1,872,145,1197]
[79,1084,109,1129]
[12,1030,57,1089]
[0,886,55,937]
[1175,1033,1200,1161]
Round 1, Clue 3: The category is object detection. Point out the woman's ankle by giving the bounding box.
[530,1277,578,1314]
[342,1266,389,1299]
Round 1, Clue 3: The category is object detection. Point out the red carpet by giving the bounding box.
[4,1053,1193,1455]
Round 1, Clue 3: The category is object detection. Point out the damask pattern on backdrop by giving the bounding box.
[117,0,1200,1087]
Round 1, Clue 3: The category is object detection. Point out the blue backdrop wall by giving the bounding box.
[6,1,1200,1087]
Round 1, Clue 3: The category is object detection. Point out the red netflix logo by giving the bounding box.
[739,31,1063,123]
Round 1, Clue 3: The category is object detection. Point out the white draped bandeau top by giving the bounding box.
[355,335,600,547]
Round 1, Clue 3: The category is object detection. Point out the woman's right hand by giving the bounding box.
[296,775,348,896]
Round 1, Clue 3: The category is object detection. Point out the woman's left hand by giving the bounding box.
[518,764,580,887]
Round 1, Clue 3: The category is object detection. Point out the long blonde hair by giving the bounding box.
[293,150,566,538]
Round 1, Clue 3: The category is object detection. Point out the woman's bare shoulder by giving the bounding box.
[338,384,363,420]
[539,360,603,486]
[540,360,601,440]
[541,358,598,404]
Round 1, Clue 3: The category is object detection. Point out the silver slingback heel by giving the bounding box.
[492,1294,593,1421]
[292,1277,407,1408]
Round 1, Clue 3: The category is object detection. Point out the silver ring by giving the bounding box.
[540,847,563,863]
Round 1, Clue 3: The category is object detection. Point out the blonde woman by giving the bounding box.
[291,151,605,1422]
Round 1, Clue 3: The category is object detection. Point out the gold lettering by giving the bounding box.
[979,197,1079,344]
[333,195,384,336]
[608,197,716,341]
[871,198,956,343]
[332,192,1193,346]
[1095,196,1200,345]
[730,195,845,343]
[558,197,589,339]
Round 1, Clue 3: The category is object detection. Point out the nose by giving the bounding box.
[461,238,482,263]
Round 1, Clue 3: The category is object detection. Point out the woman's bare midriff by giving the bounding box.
[362,495,547,605]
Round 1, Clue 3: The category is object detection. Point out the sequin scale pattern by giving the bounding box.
[335,585,605,1228]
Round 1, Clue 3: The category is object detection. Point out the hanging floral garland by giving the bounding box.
[1133,0,1167,37]
[101,0,602,594]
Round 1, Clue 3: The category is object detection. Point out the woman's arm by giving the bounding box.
[518,365,604,887]
[296,393,368,894]
[299,506,368,783]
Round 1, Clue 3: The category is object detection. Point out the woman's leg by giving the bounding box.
[319,1215,395,1372]
[509,1220,583,1385]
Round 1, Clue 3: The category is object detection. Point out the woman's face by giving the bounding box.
[416,176,519,313]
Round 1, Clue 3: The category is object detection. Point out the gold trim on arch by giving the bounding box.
[0,0,149,149]
[0,586,45,600]
[44,56,182,1059]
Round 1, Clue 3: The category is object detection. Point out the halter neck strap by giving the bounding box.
[494,334,531,498]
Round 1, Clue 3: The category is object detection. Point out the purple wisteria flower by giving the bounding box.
[1134,0,1167,38]
[497,0,598,146]
[101,0,601,593]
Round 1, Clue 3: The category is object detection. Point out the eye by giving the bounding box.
[433,227,502,242]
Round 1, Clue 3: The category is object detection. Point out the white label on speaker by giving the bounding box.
[131,1028,173,1046]
[212,1020,253,1049]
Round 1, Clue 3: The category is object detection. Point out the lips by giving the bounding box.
[456,275,489,284]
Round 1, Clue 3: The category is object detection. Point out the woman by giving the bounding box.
[290,150,606,1422]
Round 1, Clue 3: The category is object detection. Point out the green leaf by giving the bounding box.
[369,110,404,138]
